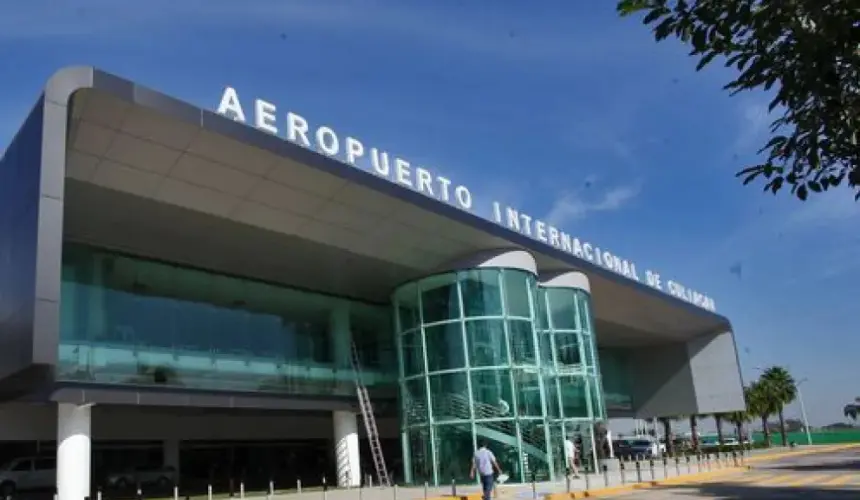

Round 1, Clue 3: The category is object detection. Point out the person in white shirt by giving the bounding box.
[564,437,580,477]
[470,440,503,500]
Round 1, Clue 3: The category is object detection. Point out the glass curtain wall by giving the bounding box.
[536,285,605,478]
[394,268,552,486]
[58,243,396,395]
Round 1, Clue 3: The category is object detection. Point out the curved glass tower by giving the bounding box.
[537,271,607,478]
[393,251,606,485]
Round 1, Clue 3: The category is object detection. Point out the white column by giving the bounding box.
[330,301,352,369]
[163,439,180,478]
[333,411,361,488]
[57,403,92,500]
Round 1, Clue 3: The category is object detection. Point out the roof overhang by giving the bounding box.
[47,66,731,348]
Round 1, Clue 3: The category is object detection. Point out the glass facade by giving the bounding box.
[394,268,606,486]
[58,244,396,395]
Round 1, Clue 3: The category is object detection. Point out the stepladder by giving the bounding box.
[351,342,391,487]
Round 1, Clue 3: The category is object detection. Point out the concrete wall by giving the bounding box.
[628,342,698,418]
[687,331,746,414]
[628,331,745,418]
[0,403,399,441]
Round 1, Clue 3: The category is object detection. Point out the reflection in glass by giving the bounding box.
[58,244,395,395]
[460,270,503,317]
[465,320,507,367]
[434,424,474,483]
[420,274,460,324]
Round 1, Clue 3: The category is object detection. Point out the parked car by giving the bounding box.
[106,465,177,490]
[0,457,56,496]
[614,437,661,459]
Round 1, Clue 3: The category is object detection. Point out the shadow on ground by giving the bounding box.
[647,482,857,499]
[765,459,860,472]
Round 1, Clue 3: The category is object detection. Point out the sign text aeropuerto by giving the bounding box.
[215,87,717,313]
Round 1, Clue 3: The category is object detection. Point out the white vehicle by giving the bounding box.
[106,465,177,490]
[0,457,56,496]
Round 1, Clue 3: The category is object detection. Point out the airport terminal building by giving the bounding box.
[0,67,744,500]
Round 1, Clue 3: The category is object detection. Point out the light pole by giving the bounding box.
[796,378,813,445]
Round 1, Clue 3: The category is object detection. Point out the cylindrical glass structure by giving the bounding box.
[394,267,550,485]
[536,281,606,477]
[394,264,607,486]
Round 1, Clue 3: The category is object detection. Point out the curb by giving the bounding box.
[744,443,860,465]
[543,466,751,499]
[428,443,860,500]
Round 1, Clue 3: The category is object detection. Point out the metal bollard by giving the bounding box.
[602,464,609,487]
[706,454,712,472]
[531,471,536,500]
[97,488,103,500]
[732,450,738,467]
[137,485,143,500]
[565,467,571,493]
[393,484,398,500]
[619,460,626,485]
[174,486,179,500]
[240,482,245,500]
[451,477,457,497]
[359,479,363,500]
[208,484,213,500]
[323,476,328,500]
[635,460,642,483]
[662,457,668,479]
[674,455,681,476]
[686,454,691,474]
[649,458,655,481]
[297,478,303,495]
[584,469,591,491]
[423,481,428,500]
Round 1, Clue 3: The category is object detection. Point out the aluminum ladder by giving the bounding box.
[351,342,391,487]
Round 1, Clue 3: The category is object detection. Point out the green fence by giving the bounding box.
[752,430,860,444]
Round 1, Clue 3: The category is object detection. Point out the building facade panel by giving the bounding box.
[687,330,746,414]
[0,98,45,384]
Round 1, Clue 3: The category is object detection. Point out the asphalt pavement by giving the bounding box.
[605,446,860,499]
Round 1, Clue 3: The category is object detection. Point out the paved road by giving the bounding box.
[608,447,860,499]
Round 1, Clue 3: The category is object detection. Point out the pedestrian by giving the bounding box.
[470,440,503,500]
[565,436,580,478]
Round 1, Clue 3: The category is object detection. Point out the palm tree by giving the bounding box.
[760,366,798,446]
[844,398,860,421]
[658,417,674,455]
[689,415,700,451]
[747,381,777,447]
[726,385,753,447]
[712,413,725,445]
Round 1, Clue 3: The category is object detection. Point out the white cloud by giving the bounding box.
[545,184,640,225]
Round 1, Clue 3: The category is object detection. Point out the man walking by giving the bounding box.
[470,440,503,500]
[565,436,580,478]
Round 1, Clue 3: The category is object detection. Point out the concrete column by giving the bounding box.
[163,439,180,479]
[333,411,361,487]
[330,300,352,369]
[57,403,91,500]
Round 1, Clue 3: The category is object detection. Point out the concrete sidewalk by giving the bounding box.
[167,445,854,500]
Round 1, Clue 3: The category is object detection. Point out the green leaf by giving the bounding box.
[643,9,665,24]
[796,184,808,201]
[695,51,718,71]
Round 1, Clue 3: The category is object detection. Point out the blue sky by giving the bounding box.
[1,0,857,426]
